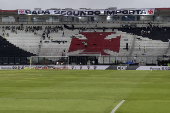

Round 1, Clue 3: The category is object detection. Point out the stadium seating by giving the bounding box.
[116,28,169,56]
[68,32,121,55]
[0,36,35,57]
[0,25,170,65]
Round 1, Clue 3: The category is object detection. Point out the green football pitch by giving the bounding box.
[0,70,170,113]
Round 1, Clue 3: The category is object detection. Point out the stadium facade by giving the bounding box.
[0,7,170,66]
[0,8,167,25]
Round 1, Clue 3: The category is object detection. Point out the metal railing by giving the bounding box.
[98,56,169,65]
[0,56,169,65]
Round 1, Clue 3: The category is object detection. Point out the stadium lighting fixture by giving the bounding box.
[107,16,111,20]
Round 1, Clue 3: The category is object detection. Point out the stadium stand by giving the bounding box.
[0,8,170,65]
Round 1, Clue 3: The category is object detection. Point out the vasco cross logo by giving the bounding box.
[19,10,25,14]
[68,32,121,55]
[148,9,153,14]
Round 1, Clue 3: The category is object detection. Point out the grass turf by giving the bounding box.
[0,70,170,113]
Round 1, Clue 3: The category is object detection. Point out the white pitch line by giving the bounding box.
[110,100,125,113]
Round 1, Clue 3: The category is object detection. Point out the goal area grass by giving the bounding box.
[0,70,170,113]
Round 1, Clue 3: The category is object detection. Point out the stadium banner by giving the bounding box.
[18,9,155,16]
[1,65,169,70]
[0,65,29,70]
[136,66,170,70]
[0,65,110,70]
[105,65,139,70]
[107,66,170,70]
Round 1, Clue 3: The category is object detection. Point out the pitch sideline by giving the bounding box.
[110,100,125,113]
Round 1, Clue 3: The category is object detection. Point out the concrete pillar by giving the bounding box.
[164,16,167,23]
[135,16,137,23]
[59,16,62,24]
[150,16,153,22]
[29,16,32,24]
[73,17,76,24]
[0,15,2,24]
[119,16,122,24]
